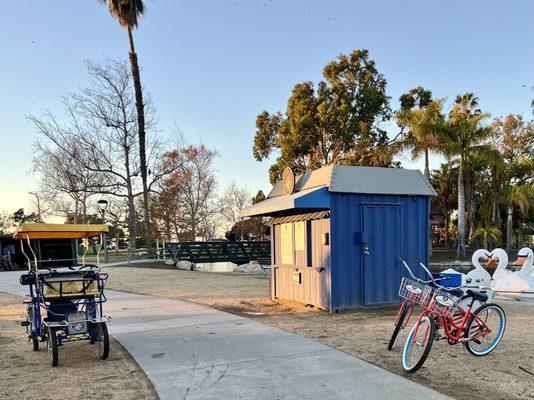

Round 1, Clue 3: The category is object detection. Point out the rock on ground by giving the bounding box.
[176,260,195,270]
[234,262,269,276]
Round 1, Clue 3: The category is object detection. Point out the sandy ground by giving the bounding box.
[0,292,157,400]
[107,264,534,400]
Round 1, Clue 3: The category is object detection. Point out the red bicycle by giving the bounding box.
[402,284,506,373]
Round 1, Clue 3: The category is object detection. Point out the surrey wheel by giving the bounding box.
[32,336,39,351]
[97,323,109,360]
[47,329,59,367]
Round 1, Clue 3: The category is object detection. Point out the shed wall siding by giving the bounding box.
[329,193,430,311]
[271,217,331,309]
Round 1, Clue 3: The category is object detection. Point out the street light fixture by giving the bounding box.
[97,199,109,263]
[97,199,109,213]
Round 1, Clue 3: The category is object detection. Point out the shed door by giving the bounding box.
[362,204,401,306]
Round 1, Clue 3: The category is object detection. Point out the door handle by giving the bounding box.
[362,244,370,256]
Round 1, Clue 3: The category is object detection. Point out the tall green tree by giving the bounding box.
[442,93,491,260]
[431,163,458,250]
[503,185,532,250]
[490,115,534,250]
[397,87,444,180]
[251,190,267,240]
[464,151,496,241]
[99,0,153,247]
[253,50,393,183]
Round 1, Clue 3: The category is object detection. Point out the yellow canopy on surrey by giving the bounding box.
[13,223,109,240]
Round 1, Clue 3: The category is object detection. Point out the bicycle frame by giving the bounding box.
[412,296,492,344]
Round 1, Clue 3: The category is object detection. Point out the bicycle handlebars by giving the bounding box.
[399,257,434,283]
[399,256,479,292]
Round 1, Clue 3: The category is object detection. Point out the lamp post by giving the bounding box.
[97,199,109,263]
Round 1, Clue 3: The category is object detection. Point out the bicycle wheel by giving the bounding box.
[464,303,506,356]
[97,323,110,360]
[32,336,39,351]
[388,301,413,351]
[402,315,435,373]
[47,329,59,367]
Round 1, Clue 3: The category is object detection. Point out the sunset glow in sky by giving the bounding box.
[1,0,533,215]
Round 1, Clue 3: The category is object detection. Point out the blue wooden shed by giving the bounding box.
[240,165,436,312]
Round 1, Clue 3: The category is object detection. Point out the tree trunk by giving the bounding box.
[82,195,87,224]
[165,220,171,242]
[457,160,466,260]
[423,148,430,181]
[191,219,196,241]
[173,221,179,241]
[444,211,450,251]
[127,194,136,253]
[124,138,137,253]
[127,27,152,248]
[491,198,498,226]
[115,231,120,256]
[73,200,79,224]
[424,148,432,259]
[492,197,503,246]
[464,164,474,244]
[469,197,476,241]
[74,200,79,258]
[506,204,513,253]
[518,220,523,248]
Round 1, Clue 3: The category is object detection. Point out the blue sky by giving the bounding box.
[1,0,533,214]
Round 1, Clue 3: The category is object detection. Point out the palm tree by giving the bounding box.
[471,226,502,249]
[99,0,152,246]
[397,99,445,180]
[487,152,505,227]
[430,163,457,250]
[442,93,491,260]
[504,185,532,251]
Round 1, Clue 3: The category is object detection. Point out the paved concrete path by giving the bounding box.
[0,271,451,400]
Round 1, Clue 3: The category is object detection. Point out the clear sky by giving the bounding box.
[1,0,533,214]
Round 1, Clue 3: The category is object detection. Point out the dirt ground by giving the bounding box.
[0,292,157,400]
[107,264,534,400]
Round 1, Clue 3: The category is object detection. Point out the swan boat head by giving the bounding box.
[487,248,509,272]
[471,248,490,269]
[516,247,534,275]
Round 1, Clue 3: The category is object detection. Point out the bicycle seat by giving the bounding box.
[448,289,464,297]
[466,289,488,303]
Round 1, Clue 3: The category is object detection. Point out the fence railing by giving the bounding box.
[161,241,271,265]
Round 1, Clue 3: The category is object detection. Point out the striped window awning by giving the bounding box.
[269,211,330,225]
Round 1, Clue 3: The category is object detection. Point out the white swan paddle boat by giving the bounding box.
[466,248,492,288]
[438,248,491,287]
[490,247,534,297]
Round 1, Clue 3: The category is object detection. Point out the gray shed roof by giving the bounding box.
[240,165,436,218]
[267,164,436,198]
